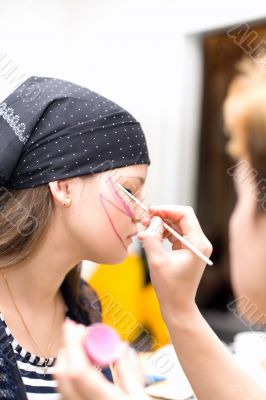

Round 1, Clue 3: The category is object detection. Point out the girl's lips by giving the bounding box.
[128,230,138,237]
[126,232,137,241]
[126,230,138,245]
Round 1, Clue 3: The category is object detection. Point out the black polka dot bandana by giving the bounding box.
[0,76,150,189]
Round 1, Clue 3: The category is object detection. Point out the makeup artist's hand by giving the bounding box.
[138,205,212,322]
[55,320,149,400]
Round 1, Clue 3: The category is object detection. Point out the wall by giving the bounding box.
[0,0,265,207]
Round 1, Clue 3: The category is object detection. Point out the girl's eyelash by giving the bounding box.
[124,187,133,195]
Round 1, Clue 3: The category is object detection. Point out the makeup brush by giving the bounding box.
[116,183,213,266]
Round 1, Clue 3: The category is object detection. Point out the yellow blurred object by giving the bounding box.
[140,284,170,346]
[88,253,170,347]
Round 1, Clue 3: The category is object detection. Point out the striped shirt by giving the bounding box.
[0,312,60,400]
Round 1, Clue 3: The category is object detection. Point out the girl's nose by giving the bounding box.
[132,207,146,223]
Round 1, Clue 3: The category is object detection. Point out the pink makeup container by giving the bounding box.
[83,323,122,368]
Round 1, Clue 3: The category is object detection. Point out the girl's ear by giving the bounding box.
[49,180,70,207]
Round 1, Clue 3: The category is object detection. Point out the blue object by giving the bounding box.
[145,374,167,386]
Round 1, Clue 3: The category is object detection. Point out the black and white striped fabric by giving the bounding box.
[0,312,60,399]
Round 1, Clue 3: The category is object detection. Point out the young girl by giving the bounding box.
[56,54,266,400]
[0,76,150,399]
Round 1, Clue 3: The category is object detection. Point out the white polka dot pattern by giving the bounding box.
[0,76,150,188]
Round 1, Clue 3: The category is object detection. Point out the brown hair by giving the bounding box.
[223,51,266,189]
[0,183,101,323]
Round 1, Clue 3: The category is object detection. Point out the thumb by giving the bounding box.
[113,344,146,397]
[137,216,165,261]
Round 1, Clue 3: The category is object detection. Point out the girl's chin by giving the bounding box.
[92,249,128,265]
[110,249,129,264]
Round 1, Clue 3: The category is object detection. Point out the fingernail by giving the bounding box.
[149,217,162,233]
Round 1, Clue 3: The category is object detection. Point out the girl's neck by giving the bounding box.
[0,223,81,309]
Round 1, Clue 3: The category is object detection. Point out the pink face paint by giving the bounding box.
[100,193,127,250]
[106,175,135,220]
[99,175,136,250]
[83,323,122,368]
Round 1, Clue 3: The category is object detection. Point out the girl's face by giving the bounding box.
[66,164,148,264]
[229,160,266,320]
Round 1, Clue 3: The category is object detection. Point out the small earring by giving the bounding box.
[63,198,72,208]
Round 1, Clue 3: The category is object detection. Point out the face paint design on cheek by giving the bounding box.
[98,175,136,251]
[107,175,135,220]
[99,194,127,251]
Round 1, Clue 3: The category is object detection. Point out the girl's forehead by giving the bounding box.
[111,164,148,181]
[94,165,147,189]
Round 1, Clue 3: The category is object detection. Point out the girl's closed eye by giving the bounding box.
[124,187,133,195]
[123,185,144,202]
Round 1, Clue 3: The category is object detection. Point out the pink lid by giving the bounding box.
[83,323,122,368]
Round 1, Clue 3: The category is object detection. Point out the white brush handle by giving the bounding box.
[116,183,213,266]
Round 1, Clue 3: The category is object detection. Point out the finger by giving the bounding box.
[149,206,213,260]
[57,381,83,400]
[113,344,147,399]
[138,216,164,239]
[57,375,84,400]
[166,234,182,249]
[56,348,85,400]
[63,320,91,371]
[149,205,203,237]
[140,216,152,227]
[56,321,117,400]
[57,322,103,391]
[137,217,168,269]
[161,218,182,243]
[161,226,182,249]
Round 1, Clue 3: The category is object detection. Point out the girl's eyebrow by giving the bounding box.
[122,176,145,184]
